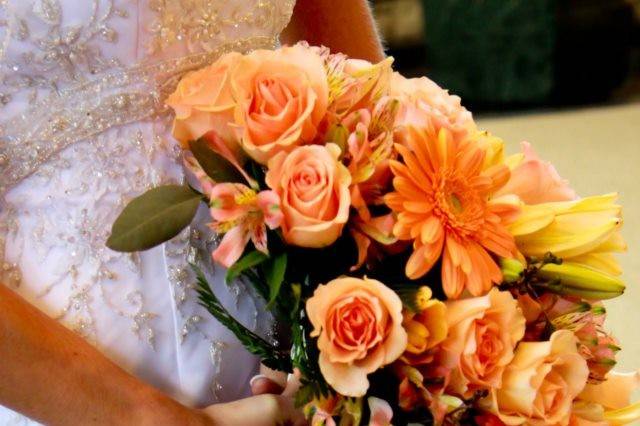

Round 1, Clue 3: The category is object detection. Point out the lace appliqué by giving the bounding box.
[165,223,269,400]
[0,0,295,404]
[161,211,276,402]
[147,0,295,54]
[1,125,174,344]
[0,207,21,288]
[0,36,276,196]
[0,0,127,107]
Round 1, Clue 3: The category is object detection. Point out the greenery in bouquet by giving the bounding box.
[107,43,638,426]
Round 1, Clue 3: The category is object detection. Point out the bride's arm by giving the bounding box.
[0,283,211,425]
[0,284,303,426]
[281,0,385,62]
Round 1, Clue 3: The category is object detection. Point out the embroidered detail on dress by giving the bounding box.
[0,36,276,197]
[1,125,170,344]
[209,340,227,399]
[147,0,295,54]
[0,0,127,106]
[0,0,295,406]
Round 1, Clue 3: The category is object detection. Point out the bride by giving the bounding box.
[0,0,384,424]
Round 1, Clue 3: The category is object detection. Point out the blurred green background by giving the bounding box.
[373,0,640,111]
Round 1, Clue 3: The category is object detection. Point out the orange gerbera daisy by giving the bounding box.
[385,123,519,298]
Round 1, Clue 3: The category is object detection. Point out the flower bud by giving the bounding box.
[537,262,625,300]
[500,258,524,284]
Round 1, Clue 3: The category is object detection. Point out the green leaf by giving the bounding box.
[189,138,245,184]
[107,185,202,252]
[290,283,302,319]
[193,264,291,372]
[294,383,318,408]
[290,312,330,396]
[225,250,269,283]
[264,253,287,309]
[249,160,267,188]
[290,314,333,408]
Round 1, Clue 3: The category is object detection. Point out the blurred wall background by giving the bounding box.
[373,0,640,111]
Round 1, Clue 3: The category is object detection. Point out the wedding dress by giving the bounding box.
[0,0,295,423]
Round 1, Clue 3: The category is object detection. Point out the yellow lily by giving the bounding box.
[537,262,625,300]
[604,401,640,425]
[509,194,626,275]
[578,370,640,425]
[476,131,506,169]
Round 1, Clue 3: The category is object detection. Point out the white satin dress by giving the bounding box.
[0,1,295,423]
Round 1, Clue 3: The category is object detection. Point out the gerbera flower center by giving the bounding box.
[448,193,464,214]
[433,172,485,237]
[385,125,518,293]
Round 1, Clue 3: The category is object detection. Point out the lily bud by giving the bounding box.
[500,258,525,283]
[604,401,640,425]
[537,262,625,300]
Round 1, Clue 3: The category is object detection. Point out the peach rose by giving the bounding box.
[439,288,525,398]
[484,330,589,426]
[167,51,241,148]
[231,44,329,164]
[306,276,408,397]
[265,143,351,248]
[568,416,608,426]
[368,397,394,426]
[496,142,577,205]
[390,72,475,134]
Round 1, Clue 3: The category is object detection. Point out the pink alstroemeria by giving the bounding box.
[367,397,393,426]
[184,153,216,195]
[341,98,397,222]
[524,294,620,382]
[209,183,283,268]
[304,394,342,426]
[202,131,258,189]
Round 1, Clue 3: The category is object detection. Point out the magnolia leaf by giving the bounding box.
[225,250,269,283]
[189,138,245,184]
[107,185,202,252]
[264,253,287,309]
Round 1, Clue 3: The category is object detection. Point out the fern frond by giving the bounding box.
[192,264,292,372]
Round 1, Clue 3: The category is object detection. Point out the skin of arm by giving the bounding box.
[0,283,213,425]
[281,0,386,62]
[0,284,304,426]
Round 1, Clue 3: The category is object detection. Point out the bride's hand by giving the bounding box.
[210,365,304,425]
[250,365,301,396]
[201,393,306,426]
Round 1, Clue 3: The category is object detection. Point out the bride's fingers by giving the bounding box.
[271,394,306,426]
[204,394,307,426]
[260,364,288,388]
[252,366,302,397]
[282,370,302,397]
[250,374,285,395]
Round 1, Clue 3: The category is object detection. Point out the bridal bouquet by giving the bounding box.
[108,43,639,425]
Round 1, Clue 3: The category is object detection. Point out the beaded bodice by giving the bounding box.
[0,0,295,421]
[0,0,294,191]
